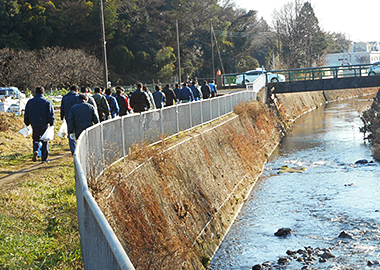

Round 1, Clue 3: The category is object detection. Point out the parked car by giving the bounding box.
[0,87,25,100]
[236,69,285,84]
[368,62,380,76]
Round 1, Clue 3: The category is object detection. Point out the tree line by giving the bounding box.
[0,0,351,90]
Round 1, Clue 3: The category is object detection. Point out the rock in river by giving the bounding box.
[274,227,292,237]
[338,230,353,239]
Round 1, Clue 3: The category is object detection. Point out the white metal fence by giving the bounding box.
[245,74,266,92]
[74,89,259,269]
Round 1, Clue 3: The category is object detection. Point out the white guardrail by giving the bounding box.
[74,80,265,269]
[245,74,266,92]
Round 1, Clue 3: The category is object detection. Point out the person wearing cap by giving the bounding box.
[67,94,99,150]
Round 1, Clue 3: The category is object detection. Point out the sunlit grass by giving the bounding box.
[0,111,82,269]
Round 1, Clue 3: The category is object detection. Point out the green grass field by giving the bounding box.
[0,112,82,269]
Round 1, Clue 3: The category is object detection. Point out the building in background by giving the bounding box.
[326,41,380,66]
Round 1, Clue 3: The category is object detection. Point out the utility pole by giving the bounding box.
[176,20,181,85]
[211,19,215,80]
[211,21,225,75]
[100,0,108,88]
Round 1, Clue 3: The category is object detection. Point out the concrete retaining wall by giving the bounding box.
[95,87,376,270]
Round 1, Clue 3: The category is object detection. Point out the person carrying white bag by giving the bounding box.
[57,119,68,138]
[24,86,55,163]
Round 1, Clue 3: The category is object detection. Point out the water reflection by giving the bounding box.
[210,98,380,269]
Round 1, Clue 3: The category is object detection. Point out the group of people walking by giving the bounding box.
[133,79,218,112]
[23,79,218,162]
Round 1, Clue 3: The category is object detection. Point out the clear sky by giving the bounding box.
[233,0,380,42]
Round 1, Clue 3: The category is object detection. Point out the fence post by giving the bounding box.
[224,95,227,115]
[200,100,204,127]
[121,117,126,162]
[189,102,193,131]
[160,109,164,138]
[218,98,221,120]
[139,113,143,141]
[232,94,234,112]
[176,104,180,137]
[101,122,105,169]
[209,99,212,124]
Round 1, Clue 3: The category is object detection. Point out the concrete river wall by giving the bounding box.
[95,86,377,269]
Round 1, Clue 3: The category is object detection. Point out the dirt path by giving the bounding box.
[0,151,72,190]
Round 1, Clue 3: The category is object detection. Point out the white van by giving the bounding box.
[236,69,286,85]
[0,87,26,100]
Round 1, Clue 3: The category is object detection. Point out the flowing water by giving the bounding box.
[210,97,380,269]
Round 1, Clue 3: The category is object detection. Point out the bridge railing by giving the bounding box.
[74,89,259,269]
[223,64,372,87]
[270,64,371,82]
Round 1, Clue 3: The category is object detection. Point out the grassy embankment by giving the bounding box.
[0,111,82,269]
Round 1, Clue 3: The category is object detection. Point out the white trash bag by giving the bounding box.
[40,125,54,141]
[18,125,32,137]
[57,119,68,138]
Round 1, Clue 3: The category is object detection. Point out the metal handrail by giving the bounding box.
[223,63,372,86]
[74,90,258,269]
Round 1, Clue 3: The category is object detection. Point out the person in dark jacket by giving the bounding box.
[61,85,79,154]
[115,87,132,116]
[152,85,166,109]
[67,94,99,141]
[190,81,202,101]
[104,88,119,118]
[80,86,97,111]
[173,83,181,103]
[178,83,194,103]
[162,84,176,106]
[93,87,110,121]
[24,86,55,163]
[201,80,211,99]
[130,83,151,113]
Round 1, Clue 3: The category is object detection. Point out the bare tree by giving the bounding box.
[0,47,103,91]
[272,0,327,69]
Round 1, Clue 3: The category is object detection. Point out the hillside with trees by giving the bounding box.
[0,0,351,90]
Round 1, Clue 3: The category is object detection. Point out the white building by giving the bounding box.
[325,41,380,66]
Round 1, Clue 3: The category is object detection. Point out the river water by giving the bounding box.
[210,97,380,269]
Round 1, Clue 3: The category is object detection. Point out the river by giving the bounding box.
[210,97,380,269]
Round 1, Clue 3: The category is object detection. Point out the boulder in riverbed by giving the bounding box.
[338,230,353,239]
[274,227,292,237]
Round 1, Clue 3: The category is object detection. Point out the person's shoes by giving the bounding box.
[41,159,50,164]
[32,151,38,162]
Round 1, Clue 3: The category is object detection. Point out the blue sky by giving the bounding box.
[234,0,380,42]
